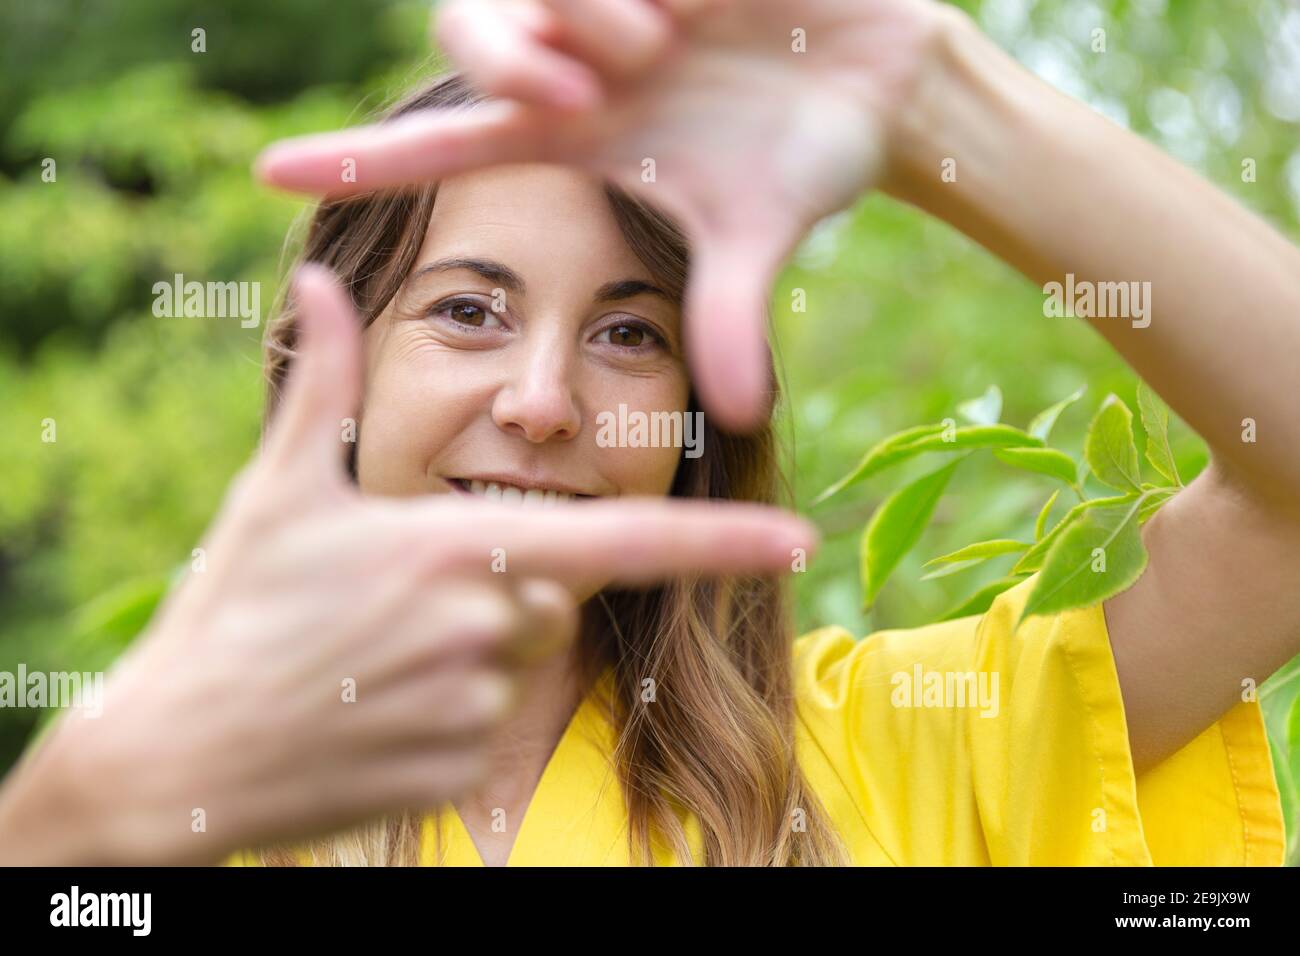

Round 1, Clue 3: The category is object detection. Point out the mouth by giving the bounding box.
[444,476,601,505]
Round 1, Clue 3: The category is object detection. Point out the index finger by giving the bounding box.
[254,101,559,197]
[390,495,818,585]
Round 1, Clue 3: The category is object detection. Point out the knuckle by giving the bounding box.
[455,670,516,723]
[433,583,522,650]
[629,14,674,62]
[521,579,577,631]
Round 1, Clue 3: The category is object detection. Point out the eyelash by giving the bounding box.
[426,297,668,352]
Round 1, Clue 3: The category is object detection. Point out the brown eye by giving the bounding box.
[593,319,666,352]
[429,298,506,331]
[450,302,488,327]
[607,324,645,347]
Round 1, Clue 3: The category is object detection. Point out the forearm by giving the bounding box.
[883,9,1300,513]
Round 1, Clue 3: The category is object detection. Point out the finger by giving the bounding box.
[346,666,516,749]
[684,233,784,433]
[263,264,363,480]
[500,577,579,666]
[400,496,818,584]
[370,577,574,680]
[255,101,560,197]
[540,0,675,78]
[361,578,526,688]
[435,0,603,110]
[293,746,490,824]
[364,746,491,810]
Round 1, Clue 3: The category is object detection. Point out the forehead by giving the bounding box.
[418,164,651,281]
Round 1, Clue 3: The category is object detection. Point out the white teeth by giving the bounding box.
[461,480,580,504]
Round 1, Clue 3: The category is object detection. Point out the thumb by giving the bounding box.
[263,264,364,482]
[683,233,785,433]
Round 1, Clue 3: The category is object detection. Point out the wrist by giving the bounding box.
[878,4,1021,209]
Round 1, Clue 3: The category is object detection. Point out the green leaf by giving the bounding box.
[1288,690,1300,765]
[993,446,1080,487]
[1015,514,1077,574]
[1264,656,1300,861]
[815,424,1040,505]
[70,573,171,655]
[1084,394,1143,492]
[860,458,964,609]
[813,423,947,504]
[924,538,1030,566]
[1266,730,1299,865]
[920,558,986,581]
[903,423,1042,453]
[1137,381,1181,487]
[1013,494,1132,574]
[919,537,1030,580]
[1035,490,1061,541]
[1020,497,1149,622]
[939,576,1028,621]
[1137,487,1178,523]
[1279,690,1300,863]
[957,385,1002,426]
[1027,386,1086,441]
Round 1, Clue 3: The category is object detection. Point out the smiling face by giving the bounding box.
[356,165,692,588]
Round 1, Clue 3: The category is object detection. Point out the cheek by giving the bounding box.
[587,371,693,497]
[356,343,473,496]
[598,442,685,497]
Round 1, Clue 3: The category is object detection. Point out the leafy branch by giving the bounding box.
[815,382,1186,624]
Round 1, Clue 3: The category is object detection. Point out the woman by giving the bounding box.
[2,0,1297,866]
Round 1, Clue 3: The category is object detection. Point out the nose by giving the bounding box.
[491,333,582,443]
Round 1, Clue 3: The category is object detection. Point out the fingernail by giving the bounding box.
[252,142,299,183]
[780,517,819,555]
[293,262,332,293]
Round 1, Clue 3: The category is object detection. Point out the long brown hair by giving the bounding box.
[259,73,846,866]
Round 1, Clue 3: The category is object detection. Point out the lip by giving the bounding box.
[442,474,605,498]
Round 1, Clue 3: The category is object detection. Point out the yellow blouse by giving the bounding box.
[226,575,1285,866]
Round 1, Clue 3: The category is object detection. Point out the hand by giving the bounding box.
[255,0,952,431]
[0,266,817,866]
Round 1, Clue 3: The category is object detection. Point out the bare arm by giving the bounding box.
[883,8,1300,773]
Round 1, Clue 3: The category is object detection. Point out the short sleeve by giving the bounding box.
[792,575,1286,866]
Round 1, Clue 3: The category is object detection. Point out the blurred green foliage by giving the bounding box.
[1,0,1298,862]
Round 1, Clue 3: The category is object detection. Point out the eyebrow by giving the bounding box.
[409,256,673,304]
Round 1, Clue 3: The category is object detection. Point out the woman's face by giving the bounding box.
[356,165,691,596]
